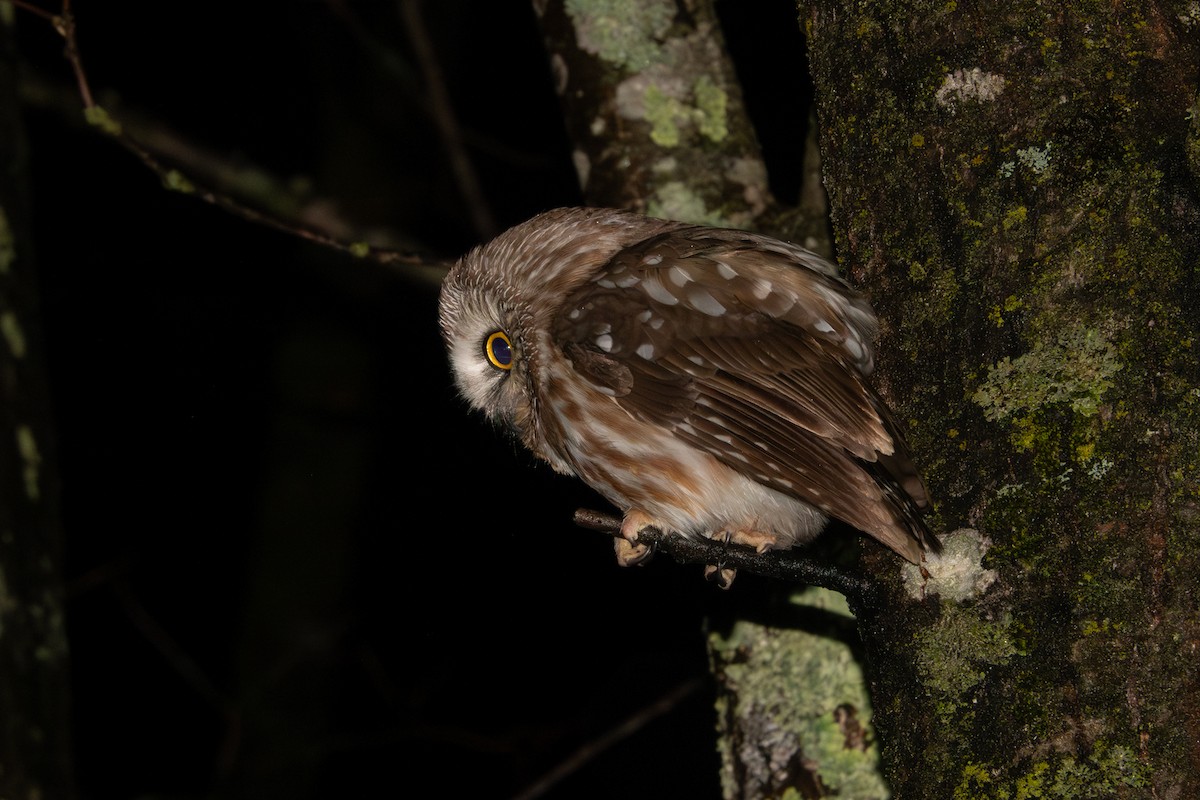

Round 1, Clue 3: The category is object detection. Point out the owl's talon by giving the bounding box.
[704,564,737,589]
[614,537,654,567]
[702,532,737,587]
[614,509,658,566]
[619,509,657,543]
[709,527,781,554]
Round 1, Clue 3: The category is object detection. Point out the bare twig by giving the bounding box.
[6,0,55,22]
[398,0,497,239]
[16,0,445,272]
[110,580,244,779]
[510,678,705,800]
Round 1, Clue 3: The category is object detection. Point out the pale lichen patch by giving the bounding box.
[725,157,770,216]
[564,0,674,72]
[1,310,26,359]
[709,587,890,799]
[692,74,728,142]
[0,562,14,641]
[83,105,123,136]
[630,74,729,148]
[16,424,41,501]
[572,148,591,189]
[904,528,998,602]
[914,603,1017,722]
[609,27,730,148]
[0,206,15,273]
[646,182,733,227]
[564,0,676,69]
[935,67,1007,108]
[998,142,1054,179]
[1017,142,1053,173]
[972,325,1121,423]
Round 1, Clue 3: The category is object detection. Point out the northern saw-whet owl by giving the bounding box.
[438,207,936,573]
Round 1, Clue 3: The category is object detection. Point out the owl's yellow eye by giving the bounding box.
[484,331,514,370]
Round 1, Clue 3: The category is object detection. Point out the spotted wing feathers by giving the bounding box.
[554,225,933,561]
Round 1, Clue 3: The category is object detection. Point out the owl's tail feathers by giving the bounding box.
[870,514,938,565]
[874,452,941,564]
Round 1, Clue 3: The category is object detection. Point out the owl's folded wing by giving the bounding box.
[555,238,933,559]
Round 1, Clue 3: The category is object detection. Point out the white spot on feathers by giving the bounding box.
[642,279,679,305]
[844,337,865,363]
[688,288,726,316]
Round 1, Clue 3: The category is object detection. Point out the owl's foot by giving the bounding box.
[701,530,738,589]
[711,527,781,554]
[614,537,653,567]
[704,564,737,589]
[700,527,780,588]
[614,509,657,567]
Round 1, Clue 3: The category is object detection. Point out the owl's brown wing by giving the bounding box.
[554,229,933,559]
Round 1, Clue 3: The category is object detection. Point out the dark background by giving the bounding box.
[14,1,813,797]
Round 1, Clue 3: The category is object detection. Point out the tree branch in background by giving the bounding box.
[511,678,705,800]
[397,0,497,240]
[11,0,446,275]
[0,3,73,796]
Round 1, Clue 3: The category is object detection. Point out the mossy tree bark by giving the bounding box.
[0,12,74,800]
[806,0,1200,796]
[537,0,1199,797]
[533,0,776,228]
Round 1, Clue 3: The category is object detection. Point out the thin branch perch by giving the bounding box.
[573,508,880,613]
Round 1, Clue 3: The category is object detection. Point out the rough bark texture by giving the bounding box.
[805,0,1200,796]
[0,10,74,799]
[534,0,775,227]
[710,587,891,799]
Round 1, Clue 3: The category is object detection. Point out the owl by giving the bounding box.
[438,207,936,577]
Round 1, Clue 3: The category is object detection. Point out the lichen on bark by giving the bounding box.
[536,0,772,226]
[710,587,889,799]
[805,0,1200,795]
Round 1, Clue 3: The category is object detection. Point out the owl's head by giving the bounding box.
[438,260,533,433]
[439,208,676,436]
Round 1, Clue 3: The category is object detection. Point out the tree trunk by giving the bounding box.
[0,11,74,799]
[806,0,1200,796]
